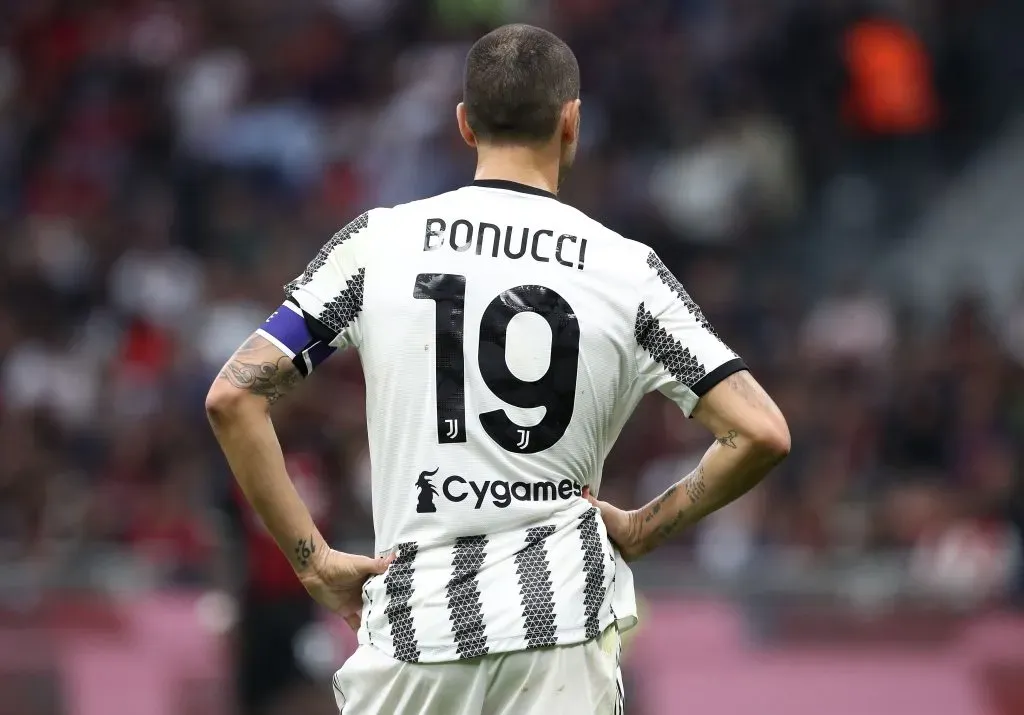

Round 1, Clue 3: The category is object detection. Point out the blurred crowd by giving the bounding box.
[0,0,1023,614]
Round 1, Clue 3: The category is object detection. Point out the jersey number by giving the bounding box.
[414,274,579,453]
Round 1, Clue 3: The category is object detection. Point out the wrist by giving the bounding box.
[624,509,648,559]
[291,533,329,579]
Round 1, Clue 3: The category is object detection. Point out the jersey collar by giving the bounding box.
[471,179,558,200]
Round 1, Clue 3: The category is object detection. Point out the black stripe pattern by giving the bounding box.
[515,525,558,649]
[647,251,723,341]
[384,542,420,662]
[635,304,708,388]
[285,212,369,295]
[446,535,489,659]
[577,508,607,640]
[614,643,625,715]
[315,267,365,338]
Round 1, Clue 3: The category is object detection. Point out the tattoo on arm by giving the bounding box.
[295,535,316,568]
[643,485,677,523]
[707,373,780,450]
[683,465,707,503]
[727,371,774,411]
[639,465,707,551]
[653,510,689,544]
[716,430,739,449]
[219,335,302,405]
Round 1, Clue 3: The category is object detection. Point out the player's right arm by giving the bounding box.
[205,212,391,626]
[587,252,790,560]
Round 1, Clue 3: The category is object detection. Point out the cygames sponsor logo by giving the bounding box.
[416,469,582,511]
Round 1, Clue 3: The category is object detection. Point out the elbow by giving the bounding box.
[205,380,248,425]
[750,415,791,463]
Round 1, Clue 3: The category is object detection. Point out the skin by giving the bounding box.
[207,334,392,631]
[585,370,790,561]
[456,97,581,195]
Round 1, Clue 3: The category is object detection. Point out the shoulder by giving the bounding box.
[349,191,468,243]
[347,190,471,238]
[557,203,660,276]
[374,189,469,221]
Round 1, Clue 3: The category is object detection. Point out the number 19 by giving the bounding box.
[414,274,580,453]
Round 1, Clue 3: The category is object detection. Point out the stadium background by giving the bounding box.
[1,0,1024,713]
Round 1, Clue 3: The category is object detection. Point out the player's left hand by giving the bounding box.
[299,549,395,631]
[582,487,645,561]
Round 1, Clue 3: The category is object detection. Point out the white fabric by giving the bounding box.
[333,624,624,715]
[284,183,742,663]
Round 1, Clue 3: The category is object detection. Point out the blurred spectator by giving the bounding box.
[108,186,203,332]
[0,3,1021,715]
[650,106,801,244]
[1000,283,1024,367]
[0,0,1021,674]
[228,446,340,715]
[842,14,939,137]
[800,276,895,369]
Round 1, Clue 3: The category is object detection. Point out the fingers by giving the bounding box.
[376,552,396,571]
[350,553,395,575]
[582,485,642,562]
[344,613,361,632]
[582,486,608,512]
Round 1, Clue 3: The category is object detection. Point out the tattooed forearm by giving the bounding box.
[635,466,708,554]
[218,335,302,405]
[642,506,691,553]
[643,484,677,523]
[683,465,707,503]
[624,372,787,558]
[295,535,316,569]
[716,430,739,449]
[653,509,689,544]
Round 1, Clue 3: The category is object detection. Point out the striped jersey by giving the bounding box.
[259,179,746,663]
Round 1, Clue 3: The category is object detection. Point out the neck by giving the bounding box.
[474,144,560,196]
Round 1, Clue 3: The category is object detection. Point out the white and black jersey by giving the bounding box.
[259,179,745,663]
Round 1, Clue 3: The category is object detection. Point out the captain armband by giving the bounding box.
[257,301,337,377]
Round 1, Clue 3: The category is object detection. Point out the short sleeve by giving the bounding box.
[256,211,374,377]
[284,211,373,351]
[634,251,746,416]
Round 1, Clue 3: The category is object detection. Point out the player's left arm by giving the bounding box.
[588,251,789,560]
[587,370,788,560]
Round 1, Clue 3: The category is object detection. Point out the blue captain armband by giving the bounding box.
[257,301,337,377]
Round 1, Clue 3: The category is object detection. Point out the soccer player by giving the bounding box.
[206,24,789,715]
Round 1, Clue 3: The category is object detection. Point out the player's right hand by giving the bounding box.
[299,549,395,631]
[582,487,645,561]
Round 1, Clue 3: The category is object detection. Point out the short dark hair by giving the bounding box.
[463,24,580,144]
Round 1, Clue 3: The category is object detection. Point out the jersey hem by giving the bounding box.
[363,610,638,664]
[691,357,747,398]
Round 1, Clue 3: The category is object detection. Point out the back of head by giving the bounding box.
[463,24,580,145]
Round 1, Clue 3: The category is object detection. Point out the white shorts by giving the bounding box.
[333,625,624,715]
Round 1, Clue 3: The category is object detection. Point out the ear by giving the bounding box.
[456,103,477,148]
[561,99,582,144]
